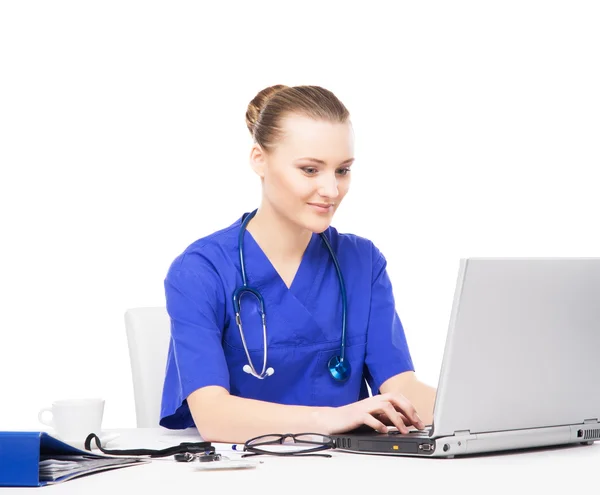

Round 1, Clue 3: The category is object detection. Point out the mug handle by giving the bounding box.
[38,407,54,428]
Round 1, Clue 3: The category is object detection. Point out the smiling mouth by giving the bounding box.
[308,203,334,208]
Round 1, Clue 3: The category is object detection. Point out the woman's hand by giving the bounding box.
[318,392,425,435]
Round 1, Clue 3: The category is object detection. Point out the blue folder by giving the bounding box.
[0,431,148,487]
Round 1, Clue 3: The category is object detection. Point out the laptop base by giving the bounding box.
[333,423,600,458]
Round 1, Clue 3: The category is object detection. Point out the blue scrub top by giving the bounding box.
[160,212,415,429]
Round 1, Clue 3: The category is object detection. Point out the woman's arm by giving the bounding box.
[188,386,325,443]
[188,384,425,443]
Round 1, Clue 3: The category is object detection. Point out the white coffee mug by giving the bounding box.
[38,398,105,442]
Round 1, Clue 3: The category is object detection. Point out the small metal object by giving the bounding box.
[174,452,196,462]
[174,451,222,463]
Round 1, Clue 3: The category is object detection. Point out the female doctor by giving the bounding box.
[160,85,436,443]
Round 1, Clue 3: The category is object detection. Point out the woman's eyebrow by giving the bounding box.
[295,157,355,165]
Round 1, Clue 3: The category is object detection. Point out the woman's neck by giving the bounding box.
[246,203,313,263]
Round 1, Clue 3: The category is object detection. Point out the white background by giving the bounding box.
[1,1,598,430]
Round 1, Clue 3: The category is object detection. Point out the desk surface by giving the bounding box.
[9,427,600,494]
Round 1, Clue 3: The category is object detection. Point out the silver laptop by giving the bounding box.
[333,258,600,457]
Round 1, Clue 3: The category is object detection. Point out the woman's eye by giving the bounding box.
[301,166,351,176]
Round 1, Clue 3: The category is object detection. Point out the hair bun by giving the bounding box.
[245,84,288,137]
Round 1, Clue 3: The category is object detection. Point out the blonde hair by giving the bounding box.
[245,85,350,152]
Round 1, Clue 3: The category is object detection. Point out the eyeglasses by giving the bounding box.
[242,433,336,458]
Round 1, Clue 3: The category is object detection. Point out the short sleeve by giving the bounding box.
[364,246,415,395]
[159,255,230,429]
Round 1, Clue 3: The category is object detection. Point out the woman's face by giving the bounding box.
[251,114,355,234]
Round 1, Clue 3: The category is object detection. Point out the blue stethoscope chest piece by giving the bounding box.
[233,209,350,382]
[327,355,351,382]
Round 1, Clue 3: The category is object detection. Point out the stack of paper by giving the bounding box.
[39,454,147,483]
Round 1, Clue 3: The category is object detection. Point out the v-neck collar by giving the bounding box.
[243,226,320,294]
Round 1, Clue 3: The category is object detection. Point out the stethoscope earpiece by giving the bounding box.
[235,209,349,382]
[243,364,274,378]
[327,355,351,382]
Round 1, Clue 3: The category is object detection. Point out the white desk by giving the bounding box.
[8,427,600,494]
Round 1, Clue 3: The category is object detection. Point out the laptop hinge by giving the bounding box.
[453,430,471,436]
[584,418,599,424]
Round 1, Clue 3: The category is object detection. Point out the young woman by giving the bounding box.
[160,85,436,443]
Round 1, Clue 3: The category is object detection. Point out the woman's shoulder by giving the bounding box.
[324,225,388,281]
[166,216,241,277]
[325,225,384,261]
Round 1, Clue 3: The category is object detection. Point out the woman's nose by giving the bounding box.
[318,174,340,198]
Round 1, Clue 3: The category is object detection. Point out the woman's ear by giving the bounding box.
[249,143,266,178]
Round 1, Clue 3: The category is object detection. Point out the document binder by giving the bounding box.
[0,431,149,487]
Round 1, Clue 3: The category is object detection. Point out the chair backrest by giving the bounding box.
[124,307,171,428]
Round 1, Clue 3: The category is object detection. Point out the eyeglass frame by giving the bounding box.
[242,432,336,458]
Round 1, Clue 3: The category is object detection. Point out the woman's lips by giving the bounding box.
[308,202,334,213]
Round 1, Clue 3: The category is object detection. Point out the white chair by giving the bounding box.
[124,307,171,428]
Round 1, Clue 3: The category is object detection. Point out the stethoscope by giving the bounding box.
[233,209,350,382]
